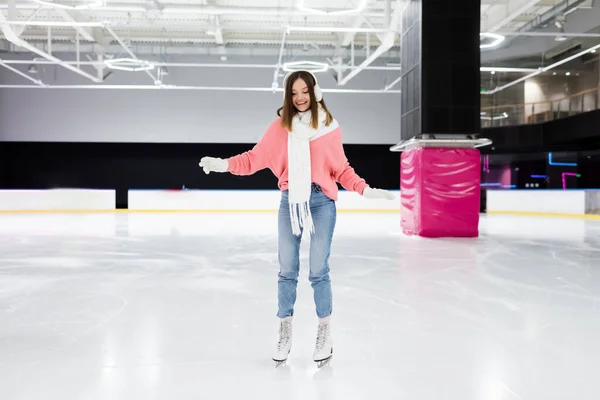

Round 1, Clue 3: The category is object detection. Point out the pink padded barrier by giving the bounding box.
[400,147,481,238]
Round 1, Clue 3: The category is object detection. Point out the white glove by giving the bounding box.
[362,187,395,200]
[199,157,228,174]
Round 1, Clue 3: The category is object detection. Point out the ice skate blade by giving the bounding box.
[314,348,333,369]
[273,359,288,368]
[315,355,332,369]
[272,348,290,368]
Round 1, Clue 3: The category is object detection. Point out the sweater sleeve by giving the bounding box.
[331,130,369,194]
[226,121,275,176]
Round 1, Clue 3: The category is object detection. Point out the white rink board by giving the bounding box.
[128,189,400,211]
[487,190,586,215]
[0,189,116,211]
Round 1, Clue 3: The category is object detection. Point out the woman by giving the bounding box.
[199,70,394,365]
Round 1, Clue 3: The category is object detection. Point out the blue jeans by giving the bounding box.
[277,183,336,319]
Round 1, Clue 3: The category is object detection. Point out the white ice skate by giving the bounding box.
[272,319,292,367]
[313,322,333,368]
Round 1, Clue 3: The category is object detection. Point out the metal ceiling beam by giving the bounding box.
[0,2,389,17]
[481,0,542,32]
[0,40,398,58]
[11,4,42,36]
[514,0,590,33]
[1,19,399,33]
[481,1,600,63]
[341,15,366,46]
[483,41,600,94]
[383,75,401,91]
[0,59,403,71]
[336,0,402,85]
[53,8,96,42]
[0,57,45,85]
[0,83,402,93]
[0,8,102,82]
[213,16,224,46]
[496,30,600,37]
[483,0,591,57]
[272,30,286,90]
[341,0,381,46]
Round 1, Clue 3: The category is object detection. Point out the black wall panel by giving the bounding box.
[401,0,480,140]
[481,109,600,153]
[0,142,400,208]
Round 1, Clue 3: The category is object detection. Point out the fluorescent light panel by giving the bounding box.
[104,57,155,72]
[282,61,328,73]
[480,32,505,48]
[297,0,369,15]
[480,67,537,72]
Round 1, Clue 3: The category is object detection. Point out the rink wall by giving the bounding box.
[2,188,599,218]
[0,189,399,212]
[486,190,600,218]
[0,189,115,211]
[127,189,400,212]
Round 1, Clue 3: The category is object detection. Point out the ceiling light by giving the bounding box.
[105,57,155,72]
[480,67,537,73]
[490,70,495,74]
[297,0,368,15]
[480,32,505,49]
[566,72,571,76]
[481,112,509,121]
[282,61,328,73]
[592,49,597,53]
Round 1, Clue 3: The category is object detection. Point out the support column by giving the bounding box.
[391,0,491,238]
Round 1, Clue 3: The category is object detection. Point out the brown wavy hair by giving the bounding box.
[277,70,333,131]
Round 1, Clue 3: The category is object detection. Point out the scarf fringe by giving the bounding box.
[289,200,314,236]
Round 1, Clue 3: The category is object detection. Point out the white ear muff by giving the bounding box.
[312,74,323,102]
[282,70,323,102]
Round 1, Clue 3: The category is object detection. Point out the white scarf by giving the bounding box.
[287,106,327,236]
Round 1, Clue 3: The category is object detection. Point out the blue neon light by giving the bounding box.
[530,175,547,179]
[480,183,515,188]
[548,153,577,167]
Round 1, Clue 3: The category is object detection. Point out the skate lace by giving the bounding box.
[315,323,329,351]
[277,322,291,350]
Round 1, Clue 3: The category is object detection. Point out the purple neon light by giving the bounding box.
[562,172,581,190]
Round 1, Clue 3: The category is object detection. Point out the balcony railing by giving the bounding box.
[481,85,600,128]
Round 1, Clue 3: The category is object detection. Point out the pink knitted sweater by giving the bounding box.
[226,118,369,200]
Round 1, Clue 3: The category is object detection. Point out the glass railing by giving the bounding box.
[481,86,600,128]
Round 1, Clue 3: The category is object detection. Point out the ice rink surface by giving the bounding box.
[1,211,600,400]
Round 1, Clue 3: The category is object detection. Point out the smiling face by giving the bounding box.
[291,78,311,112]
[278,70,332,131]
